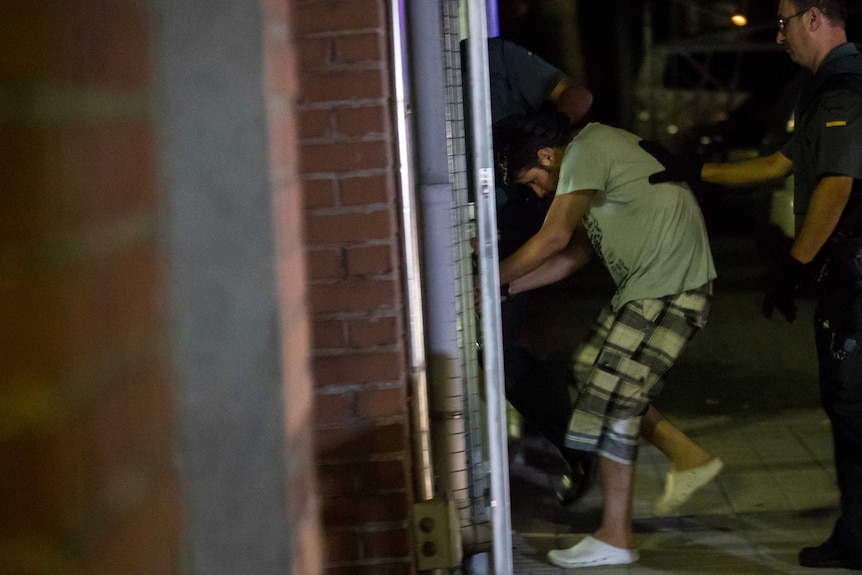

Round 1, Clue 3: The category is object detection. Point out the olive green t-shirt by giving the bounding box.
[557,123,717,309]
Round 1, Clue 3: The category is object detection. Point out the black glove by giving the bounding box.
[763,252,806,322]
[638,139,703,186]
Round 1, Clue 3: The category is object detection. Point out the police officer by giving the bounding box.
[646,0,862,568]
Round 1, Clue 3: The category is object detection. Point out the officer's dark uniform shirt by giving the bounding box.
[485,37,564,254]
[782,42,862,229]
[487,36,564,123]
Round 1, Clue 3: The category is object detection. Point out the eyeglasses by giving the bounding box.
[778,8,809,33]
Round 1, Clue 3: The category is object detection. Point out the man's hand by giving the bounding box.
[638,139,703,186]
[763,253,806,322]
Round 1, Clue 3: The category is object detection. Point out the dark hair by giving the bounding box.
[791,0,847,25]
[494,111,574,185]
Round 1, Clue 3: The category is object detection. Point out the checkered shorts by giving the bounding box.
[564,283,712,464]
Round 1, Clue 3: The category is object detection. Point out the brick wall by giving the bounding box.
[293,0,416,573]
[0,1,181,573]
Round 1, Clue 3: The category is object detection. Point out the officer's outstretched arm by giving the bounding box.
[702,152,792,187]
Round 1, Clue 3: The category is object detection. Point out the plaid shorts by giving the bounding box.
[564,283,712,464]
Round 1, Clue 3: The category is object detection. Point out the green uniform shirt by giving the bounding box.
[782,43,862,227]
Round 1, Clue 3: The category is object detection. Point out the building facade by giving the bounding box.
[2,0,490,574]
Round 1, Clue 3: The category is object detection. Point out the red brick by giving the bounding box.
[304,211,393,244]
[297,37,332,70]
[0,417,88,536]
[348,316,397,347]
[0,356,174,542]
[300,70,388,104]
[300,139,389,174]
[341,173,391,206]
[356,386,406,420]
[321,492,409,526]
[323,529,362,562]
[307,248,344,280]
[1,267,65,378]
[325,563,412,575]
[294,1,385,35]
[80,474,182,575]
[82,364,175,495]
[346,245,392,277]
[317,459,407,496]
[302,177,338,209]
[315,392,355,424]
[333,33,383,64]
[1,3,185,574]
[70,124,155,222]
[307,279,397,314]
[2,237,164,386]
[315,423,407,460]
[313,319,347,349]
[313,351,402,387]
[0,127,49,238]
[56,123,158,228]
[335,105,387,138]
[60,240,165,365]
[300,109,334,140]
[0,1,151,87]
[362,527,410,559]
[1,124,159,239]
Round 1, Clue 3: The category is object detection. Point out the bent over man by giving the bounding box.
[497,118,717,568]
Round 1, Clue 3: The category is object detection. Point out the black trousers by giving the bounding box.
[496,192,589,469]
[501,295,587,469]
[814,283,862,554]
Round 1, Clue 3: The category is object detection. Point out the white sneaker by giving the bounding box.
[654,457,724,515]
[547,536,640,568]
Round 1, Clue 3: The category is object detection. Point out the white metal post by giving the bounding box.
[464,0,513,573]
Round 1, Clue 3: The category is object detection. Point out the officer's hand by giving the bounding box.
[762,253,805,322]
[638,139,703,186]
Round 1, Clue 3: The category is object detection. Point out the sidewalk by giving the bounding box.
[507,245,847,574]
[509,407,842,574]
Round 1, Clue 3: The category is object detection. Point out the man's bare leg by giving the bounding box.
[641,405,712,472]
[547,454,641,568]
[593,455,635,549]
[641,405,724,515]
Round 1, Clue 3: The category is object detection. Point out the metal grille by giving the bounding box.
[440,0,490,528]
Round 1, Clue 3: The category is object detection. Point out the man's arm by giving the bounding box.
[508,227,595,294]
[499,190,593,285]
[791,175,854,263]
[702,151,792,186]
